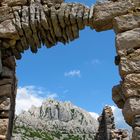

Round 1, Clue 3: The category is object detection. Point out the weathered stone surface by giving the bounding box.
[0,0,139,139]
[133,115,140,127]
[112,85,125,109]
[0,79,12,86]
[0,7,14,23]
[0,97,10,110]
[76,4,85,30]
[116,28,140,56]
[0,111,9,118]
[51,6,62,38]
[93,1,135,31]
[122,74,140,98]
[119,49,140,77]
[41,0,64,5]
[0,119,8,135]
[123,97,140,125]
[113,13,140,33]
[0,20,19,39]
[1,67,14,78]
[132,127,140,140]
[0,135,6,140]
[0,84,12,97]
[1,0,27,6]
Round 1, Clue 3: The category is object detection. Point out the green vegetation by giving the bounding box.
[13,125,95,140]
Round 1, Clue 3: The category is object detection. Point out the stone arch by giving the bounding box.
[0,0,139,139]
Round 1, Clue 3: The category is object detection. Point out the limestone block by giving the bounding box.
[76,4,85,30]
[0,20,19,40]
[132,0,140,6]
[58,3,67,28]
[93,1,135,31]
[0,97,10,110]
[0,111,9,118]
[116,28,140,56]
[21,6,37,53]
[122,74,140,98]
[83,6,90,26]
[0,7,13,23]
[0,135,6,140]
[0,50,2,75]
[0,79,12,86]
[1,0,27,6]
[1,67,14,78]
[133,115,140,127]
[0,84,12,97]
[41,0,63,5]
[112,85,125,109]
[113,13,140,33]
[69,4,77,25]
[64,3,72,26]
[2,56,16,70]
[123,97,140,125]
[132,127,140,140]
[51,6,62,38]
[29,4,40,50]
[0,119,8,135]
[119,49,140,77]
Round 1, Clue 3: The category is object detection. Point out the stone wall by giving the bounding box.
[0,0,139,139]
[0,49,17,140]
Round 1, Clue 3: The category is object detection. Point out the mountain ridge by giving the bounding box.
[12,99,98,140]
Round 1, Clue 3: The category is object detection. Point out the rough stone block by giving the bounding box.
[92,1,135,31]
[0,97,10,110]
[119,49,140,77]
[0,84,12,97]
[113,13,140,33]
[112,85,124,109]
[0,79,12,86]
[123,97,140,125]
[0,119,8,135]
[122,74,140,98]
[0,110,9,118]
[2,56,16,70]
[41,0,64,5]
[1,0,27,7]
[0,135,6,140]
[1,67,14,78]
[0,7,14,23]
[0,20,19,40]
[133,115,140,127]
[116,28,140,56]
[132,127,140,140]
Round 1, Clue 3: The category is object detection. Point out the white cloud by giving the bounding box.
[89,112,99,120]
[64,70,81,78]
[16,86,58,115]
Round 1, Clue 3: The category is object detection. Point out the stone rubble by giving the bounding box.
[0,0,139,139]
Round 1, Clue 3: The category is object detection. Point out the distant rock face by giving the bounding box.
[12,99,98,140]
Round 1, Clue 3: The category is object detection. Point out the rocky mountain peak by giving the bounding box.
[13,99,98,140]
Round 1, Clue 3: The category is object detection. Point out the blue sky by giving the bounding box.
[17,28,119,113]
[15,0,130,129]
